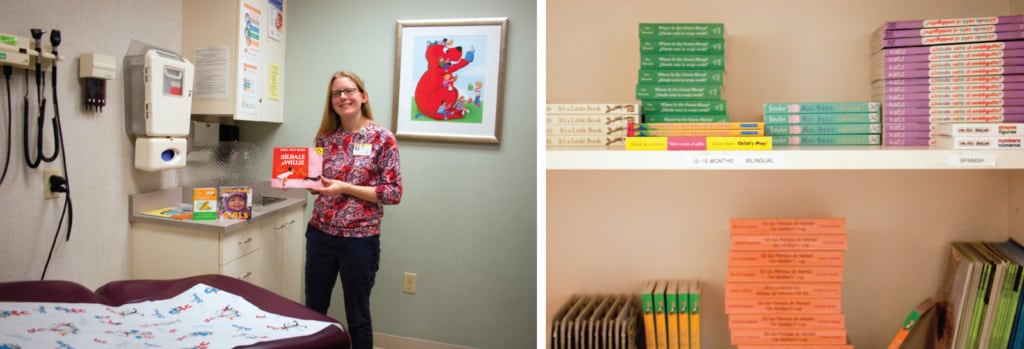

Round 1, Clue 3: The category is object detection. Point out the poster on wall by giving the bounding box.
[268,0,284,42]
[241,1,261,59]
[391,17,508,144]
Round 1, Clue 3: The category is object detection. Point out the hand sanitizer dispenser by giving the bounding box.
[124,47,194,171]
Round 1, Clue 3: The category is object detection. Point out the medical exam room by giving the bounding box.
[0,0,537,348]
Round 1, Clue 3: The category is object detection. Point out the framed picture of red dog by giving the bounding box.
[392,17,508,144]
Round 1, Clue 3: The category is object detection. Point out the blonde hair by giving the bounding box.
[316,70,374,139]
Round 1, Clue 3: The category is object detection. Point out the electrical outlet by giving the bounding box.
[43,168,60,199]
[402,272,417,294]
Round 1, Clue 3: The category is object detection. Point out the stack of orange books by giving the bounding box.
[726,218,854,349]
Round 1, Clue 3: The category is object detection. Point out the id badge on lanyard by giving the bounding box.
[353,143,372,156]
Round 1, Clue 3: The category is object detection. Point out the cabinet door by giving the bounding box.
[263,206,304,302]
[221,247,274,290]
[131,223,221,279]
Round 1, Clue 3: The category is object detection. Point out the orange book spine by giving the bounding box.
[724,298,843,314]
[729,218,846,235]
[728,313,847,330]
[730,329,848,345]
[728,250,845,267]
[727,266,844,283]
[731,235,848,251]
[736,345,854,349]
[725,283,842,299]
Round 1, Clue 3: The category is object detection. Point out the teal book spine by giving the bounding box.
[765,123,883,135]
[764,102,881,114]
[642,100,727,114]
[636,84,722,100]
[639,23,725,39]
[638,70,725,85]
[763,113,882,124]
[639,38,725,55]
[771,134,882,145]
[639,53,725,70]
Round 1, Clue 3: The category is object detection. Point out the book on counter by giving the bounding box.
[219,186,252,220]
[192,187,218,221]
[272,147,324,189]
[140,204,193,220]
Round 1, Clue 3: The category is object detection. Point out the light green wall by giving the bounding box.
[239,0,537,347]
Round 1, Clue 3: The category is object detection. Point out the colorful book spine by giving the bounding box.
[640,53,726,70]
[884,98,1023,108]
[546,103,640,114]
[639,23,725,39]
[655,280,667,349]
[667,280,680,349]
[690,282,701,349]
[770,134,881,146]
[931,123,1024,136]
[736,345,853,349]
[881,40,1024,56]
[729,218,847,235]
[877,48,1024,64]
[884,106,1024,116]
[764,113,881,124]
[626,136,766,151]
[725,283,842,299]
[881,31,1024,48]
[638,70,725,85]
[632,122,762,130]
[731,235,849,251]
[881,137,932,147]
[636,85,722,100]
[725,298,843,315]
[643,114,731,123]
[882,56,1024,71]
[765,123,881,135]
[727,266,844,284]
[546,135,626,147]
[881,65,1024,80]
[875,82,1024,94]
[547,125,628,136]
[730,329,848,345]
[679,281,691,349]
[708,136,771,150]
[883,122,933,132]
[639,38,725,55]
[546,114,640,125]
[764,102,880,114]
[630,129,764,137]
[728,314,846,330]
[883,15,1024,30]
[931,135,1024,149]
[884,131,933,139]
[883,114,1024,123]
[728,250,846,267]
[642,280,657,349]
[881,23,1024,39]
[881,90,1019,101]
[879,74,1024,86]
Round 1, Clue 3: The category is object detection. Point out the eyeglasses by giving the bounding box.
[331,88,360,98]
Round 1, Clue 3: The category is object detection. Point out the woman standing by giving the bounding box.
[306,70,403,349]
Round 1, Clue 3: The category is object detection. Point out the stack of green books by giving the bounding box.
[637,23,728,123]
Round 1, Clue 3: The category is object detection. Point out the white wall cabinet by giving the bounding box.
[182,0,286,122]
[131,206,305,301]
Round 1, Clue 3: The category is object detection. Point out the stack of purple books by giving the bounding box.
[871,15,1024,147]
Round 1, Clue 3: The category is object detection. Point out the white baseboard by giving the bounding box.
[374,333,476,349]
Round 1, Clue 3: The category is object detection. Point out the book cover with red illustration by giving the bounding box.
[271,147,324,189]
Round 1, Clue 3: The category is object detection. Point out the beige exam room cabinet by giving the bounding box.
[131,206,304,302]
[182,0,286,122]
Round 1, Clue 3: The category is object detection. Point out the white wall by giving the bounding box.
[0,0,181,289]
[239,0,539,348]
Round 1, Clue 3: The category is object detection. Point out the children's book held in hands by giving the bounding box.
[271,147,324,189]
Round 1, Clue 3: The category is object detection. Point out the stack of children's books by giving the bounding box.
[638,279,701,349]
[872,15,1024,147]
[545,103,640,147]
[549,293,638,349]
[762,102,882,146]
[726,218,853,348]
[938,240,1024,348]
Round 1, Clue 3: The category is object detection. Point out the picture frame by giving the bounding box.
[391,17,508,144]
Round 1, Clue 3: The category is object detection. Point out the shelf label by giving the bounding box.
[948,154,996,167]
[682,153,783,168]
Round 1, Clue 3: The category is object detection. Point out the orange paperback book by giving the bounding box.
[731,235,848,251]
[724,298,843,314]
[730,329,848,345]
[725,283,842,299]
[728,251,845,267]
[736,345,853,349]
[728,313,846,330]
[730,218,846,235]
[727,266,844,283]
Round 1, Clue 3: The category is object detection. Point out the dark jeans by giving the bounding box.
[305,225,380,349]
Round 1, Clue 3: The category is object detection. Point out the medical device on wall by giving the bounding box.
[79,53,116,111]
[124,46,194,172]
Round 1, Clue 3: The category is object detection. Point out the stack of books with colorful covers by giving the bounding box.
[930,122,1024,149]
[871,15,1024,147]
[638,279,702,349]
[549,293,638,349]
[637,23,728,124]
[726,218,852,348]
[625,121,770,150]
[545,103,640,147]
[938,240,1024,348]
[763,102,882,146]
